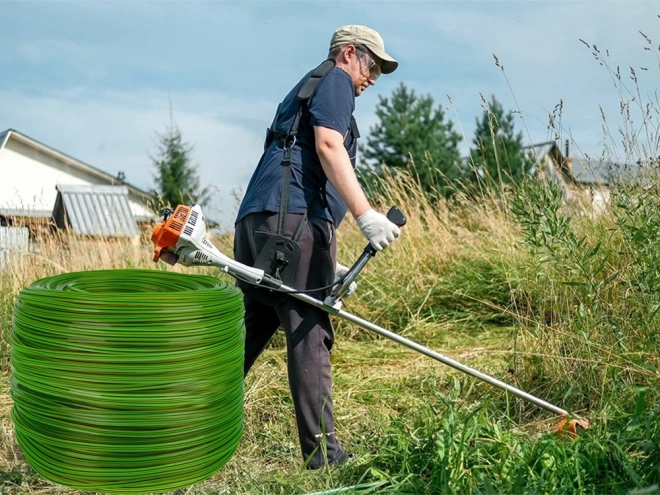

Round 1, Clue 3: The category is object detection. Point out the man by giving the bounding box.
[233,25,401,469]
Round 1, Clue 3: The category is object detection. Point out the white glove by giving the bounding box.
[356,209,401,251]
[334,262,357,297]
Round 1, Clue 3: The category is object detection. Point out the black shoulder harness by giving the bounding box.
[276,58,336,239]
[252,59,337,286]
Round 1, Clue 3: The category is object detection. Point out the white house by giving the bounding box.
[0,128,154,228]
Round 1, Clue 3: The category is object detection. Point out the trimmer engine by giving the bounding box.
[151,204,266,285]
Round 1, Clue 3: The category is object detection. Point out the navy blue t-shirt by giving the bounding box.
[235,66,357,229]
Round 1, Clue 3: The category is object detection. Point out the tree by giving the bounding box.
[150,124,210,211]
[468,95,531,189]
[360,82,463,196]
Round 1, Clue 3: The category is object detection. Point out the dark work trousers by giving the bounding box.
[233,211,346,469]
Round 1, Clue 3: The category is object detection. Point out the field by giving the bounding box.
[1,168,659,495]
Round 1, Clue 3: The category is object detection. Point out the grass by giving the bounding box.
[0,309,513,494]
[1,170,659,494]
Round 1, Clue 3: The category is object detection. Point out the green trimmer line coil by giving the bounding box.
[10,269,245,494]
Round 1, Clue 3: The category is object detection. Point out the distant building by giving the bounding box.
[523,140,646,215]
[0,128,157,265]
[0,128,155,232]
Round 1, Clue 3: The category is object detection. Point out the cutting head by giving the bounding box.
[556,417,590,439]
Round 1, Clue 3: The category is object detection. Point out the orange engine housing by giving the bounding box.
[151,205,192,263]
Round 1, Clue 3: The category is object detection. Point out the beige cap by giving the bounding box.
[330,24,398,74]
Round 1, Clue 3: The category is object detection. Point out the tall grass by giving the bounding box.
[2,167,659,494]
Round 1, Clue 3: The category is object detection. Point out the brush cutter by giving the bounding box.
[151,204,589,436]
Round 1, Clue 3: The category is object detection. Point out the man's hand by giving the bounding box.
[334,262,357,297]
[356,209,401,251]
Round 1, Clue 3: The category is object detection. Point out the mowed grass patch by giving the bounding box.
[0,321,517,495]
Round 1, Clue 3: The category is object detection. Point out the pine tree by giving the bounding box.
[469,95,531,189]
[360,82,463,196]
[150,124,210,211]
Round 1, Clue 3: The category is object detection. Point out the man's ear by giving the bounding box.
[343,44,357,62]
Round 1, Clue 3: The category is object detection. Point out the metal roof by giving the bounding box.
[0,208,52,219]
[53,184,139,237]
[570,158,639,185]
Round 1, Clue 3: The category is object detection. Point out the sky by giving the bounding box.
[1,0,659,228]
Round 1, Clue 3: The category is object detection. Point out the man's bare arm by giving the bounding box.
[314,125,370,219]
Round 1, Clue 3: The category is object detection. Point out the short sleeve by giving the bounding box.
[308,69,355,135]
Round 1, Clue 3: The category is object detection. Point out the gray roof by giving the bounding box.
[0,129,9,150]
[570,158,640,185]
[53,184,139,237]
[523,141,560,161]
[0,208,52,219]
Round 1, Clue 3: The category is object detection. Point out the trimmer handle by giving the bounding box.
[328,206,406,305]
[387,205,407,227]
[364,206,407,256]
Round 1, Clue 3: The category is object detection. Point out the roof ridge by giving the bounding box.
[0,128,151,200]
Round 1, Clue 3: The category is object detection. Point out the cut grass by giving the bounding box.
[0,321,516,495]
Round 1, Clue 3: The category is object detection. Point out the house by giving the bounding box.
[522,140,641,215]
[0,128,156,232]
[561,157,615,213]
[0,128,158,266]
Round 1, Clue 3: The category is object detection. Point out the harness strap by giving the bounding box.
[278,146,294,236]
[277,58,337,237]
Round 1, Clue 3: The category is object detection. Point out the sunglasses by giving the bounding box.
[356,46,382,81]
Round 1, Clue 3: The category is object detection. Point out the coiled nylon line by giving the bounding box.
[10,269,246,494]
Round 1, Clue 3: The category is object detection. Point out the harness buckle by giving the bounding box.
[283,135,297,150]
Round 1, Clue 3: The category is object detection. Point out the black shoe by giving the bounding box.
[329,449,349,466]
[305,449,350,470]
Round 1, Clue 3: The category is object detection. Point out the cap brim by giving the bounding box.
[367,45,398,74]
[380,58,398,74]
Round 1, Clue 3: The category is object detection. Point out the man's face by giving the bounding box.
[347,45,382,97]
